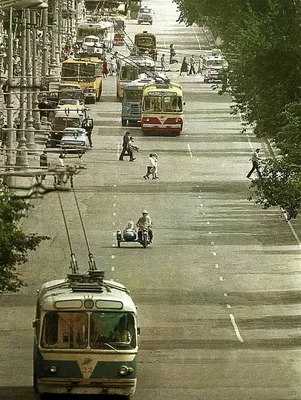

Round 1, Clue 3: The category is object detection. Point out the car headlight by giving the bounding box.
[118,365,134,376]
[125,107,130,111]
[49,365,57,373]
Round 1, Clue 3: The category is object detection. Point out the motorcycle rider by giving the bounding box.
[136,210,153,242]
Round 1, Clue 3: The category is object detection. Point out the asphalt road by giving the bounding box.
[1,0,301,399]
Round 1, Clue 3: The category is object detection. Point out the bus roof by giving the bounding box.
[143,82,183,96]
[37,272,136,313]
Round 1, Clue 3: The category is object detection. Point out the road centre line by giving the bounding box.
[229,314,244,343]
[187,143,193,158]
[192,25,202,49]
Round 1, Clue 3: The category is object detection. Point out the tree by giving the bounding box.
[249,157,301,220]
[174,0,301,218]
[0,193,49,292]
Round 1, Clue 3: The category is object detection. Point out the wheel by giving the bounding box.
[121,119,126,126]
[118,240,121,248]
[142,233,148,248]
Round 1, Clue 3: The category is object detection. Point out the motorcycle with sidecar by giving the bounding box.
[116,228,151,248]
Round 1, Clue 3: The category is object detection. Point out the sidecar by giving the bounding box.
[116,229,150,248]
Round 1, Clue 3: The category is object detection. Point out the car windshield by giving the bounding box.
[41,311,136,350]
[59,99,79,105]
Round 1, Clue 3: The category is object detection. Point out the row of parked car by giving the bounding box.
[39,83,94,156]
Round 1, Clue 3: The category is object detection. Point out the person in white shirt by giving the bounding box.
[143,153,156,179]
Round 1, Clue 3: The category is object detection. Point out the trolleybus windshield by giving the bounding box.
[143,94,182,113]
[41,311,136,350]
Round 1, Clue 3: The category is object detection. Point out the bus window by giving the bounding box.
[90,312,136,349]
[42,311,88,349]
[163,95,182,112]
[124,89,143,102]
[62,65,79,79]
[79,64,95,78]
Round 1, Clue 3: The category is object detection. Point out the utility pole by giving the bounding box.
[15,10,29,167]
[25,8,36,150]
[41,1,48,84]
[4,7,16,186]
[31,8,41,131]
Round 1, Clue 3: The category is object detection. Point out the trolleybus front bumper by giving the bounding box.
[38,377,136,396]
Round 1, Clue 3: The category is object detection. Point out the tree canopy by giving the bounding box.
[0,193,49,292]
[174,0,301,218]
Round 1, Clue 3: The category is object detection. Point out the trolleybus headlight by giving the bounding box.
[118,365,133,376]
[84,299,94,309]
[49,365,57,373]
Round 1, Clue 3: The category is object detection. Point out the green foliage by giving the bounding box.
[249,157,301,219]
[0,193,49,292]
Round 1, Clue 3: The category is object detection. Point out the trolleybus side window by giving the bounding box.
[42,312,88,349]
[90,312,136,349]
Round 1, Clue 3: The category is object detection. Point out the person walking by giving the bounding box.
[189,54,196,75]
[143,153,156,179]
[169,44,176,64]
[39,150,48,180]
[160,53,166,72]
[102,58,109,78]
[180,57,188,76]
[198,55,203,74]
[152,153,158,179]
[119,131,135,161]
[247,148,261,179]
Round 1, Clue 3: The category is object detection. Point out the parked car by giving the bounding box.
[60,127,90,156]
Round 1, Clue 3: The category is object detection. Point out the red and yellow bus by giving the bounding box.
[141,82,184,135]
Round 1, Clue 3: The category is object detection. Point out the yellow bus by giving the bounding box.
[141,82,184,135]
[61,58,103,104]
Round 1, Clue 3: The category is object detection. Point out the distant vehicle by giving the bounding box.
[116,55,155,99]
[76,20,115,51]
[141,81,184,135]
[202,53,227,83]
[137,7,153,25]
[60,127,89,156]
[122,77,154,126]
[57,99,81,107]
[82,35,103,56]
[134,32,157,61]
[111,15,125,45]
[33,270,139,398]
[61,57,103,103]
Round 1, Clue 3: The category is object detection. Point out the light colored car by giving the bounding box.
[202,54,227,83]
[138,7,153,25]
[60,127,89,156]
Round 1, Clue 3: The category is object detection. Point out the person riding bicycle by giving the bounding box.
[136,210,153,242]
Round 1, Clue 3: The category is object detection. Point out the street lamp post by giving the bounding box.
[15,11,29,167]
[25,8,36,150]
[31,8,41,132]
[4,6,16,186]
